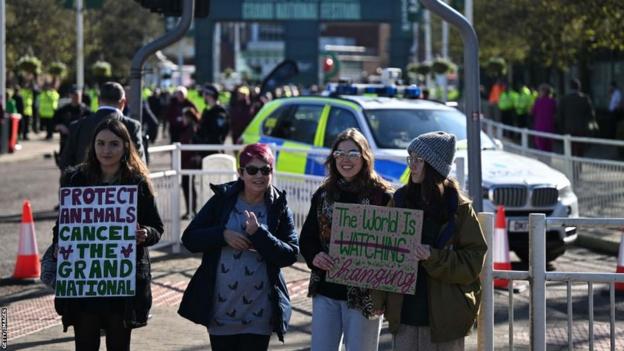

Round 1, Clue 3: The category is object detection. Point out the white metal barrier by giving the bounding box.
[478,214,624,351]
[481,119,624,218]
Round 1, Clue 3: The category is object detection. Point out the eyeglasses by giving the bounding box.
[244,165,272,176]
[406,155,424,165]
[333,150,362,160]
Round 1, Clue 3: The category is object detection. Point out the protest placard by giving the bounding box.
[55,185,138,298]
[326,202,423,294]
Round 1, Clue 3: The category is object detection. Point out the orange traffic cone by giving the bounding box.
[12,201,41,279]
[493,205,511,289]
[616,233,624,292]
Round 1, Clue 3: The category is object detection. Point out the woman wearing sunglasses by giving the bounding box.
[300,128,393,351]
[372,131,486,351]
[179,143,299,351]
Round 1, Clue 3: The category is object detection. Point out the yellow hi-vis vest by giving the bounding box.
[19,88,34,116]
[38,89,60,119]
[87,88,99,112]
[514,87,533,115]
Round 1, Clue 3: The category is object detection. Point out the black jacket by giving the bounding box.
[59,107,145,170]
[52,102,91,131]
[52,167,164,331]
[178,180,299,342]
[557,91,595,135]
[195,104,229,146]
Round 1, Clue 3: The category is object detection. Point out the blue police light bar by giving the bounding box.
[405,85,421,99]
[336,84,358,95]
[334,83,422,99]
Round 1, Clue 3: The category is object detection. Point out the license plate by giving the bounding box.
[508,219,529,232]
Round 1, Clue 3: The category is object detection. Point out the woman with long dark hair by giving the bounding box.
[373,131,487,350]
[53,118,164,350]
[300,128,393,351]
[178,143,299,351]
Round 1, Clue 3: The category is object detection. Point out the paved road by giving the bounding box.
[1,245,622,350]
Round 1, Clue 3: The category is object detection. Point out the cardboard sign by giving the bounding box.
[326,203,423,294]
[55,186,138,298]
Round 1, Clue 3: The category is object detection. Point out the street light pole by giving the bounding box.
[465,0,473,24]
[420,0,482,211]
[1,0,6,109]
[130,0,194,123]
[76,0,84,91]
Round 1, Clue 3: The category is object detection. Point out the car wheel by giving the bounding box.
[513,240,566,263]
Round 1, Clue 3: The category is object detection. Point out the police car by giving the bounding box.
[240,89,578,262]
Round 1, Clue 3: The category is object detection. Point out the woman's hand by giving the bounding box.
[136,225,148,245]
[312,252,335,271]
[414,244,431,260]
[244,210,259,235]
[224,229,252,250]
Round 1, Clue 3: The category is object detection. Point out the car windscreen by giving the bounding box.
[363,108,496,150]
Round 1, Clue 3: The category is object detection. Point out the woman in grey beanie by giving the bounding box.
[372,131,487,351]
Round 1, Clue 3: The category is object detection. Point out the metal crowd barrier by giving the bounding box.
[478,214,624,351]
[481,119,624,219]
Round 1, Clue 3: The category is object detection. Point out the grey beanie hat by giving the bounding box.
[407,131,456,178]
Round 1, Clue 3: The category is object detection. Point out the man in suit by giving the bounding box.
[60,81,145,170]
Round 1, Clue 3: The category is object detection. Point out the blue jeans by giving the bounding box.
[311,294,382,351]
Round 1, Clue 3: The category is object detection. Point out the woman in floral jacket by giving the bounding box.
[300,128,393,351]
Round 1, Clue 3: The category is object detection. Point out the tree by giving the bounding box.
[473,0,624,73]
[5,1,74,80]
[84,0,163,82]
[5,0,163,86]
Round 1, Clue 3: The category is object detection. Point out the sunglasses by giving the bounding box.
[406,155,425,165]
[333,150,362,160]
[244,165,272,176]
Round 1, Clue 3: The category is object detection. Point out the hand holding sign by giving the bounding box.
[313,252,335,271]
[244,210,259,235]
[136,224,148,245]
[414,244,431,260]
[224,229,251,251]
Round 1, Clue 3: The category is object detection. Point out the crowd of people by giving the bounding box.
[2,79,304,157]
[485,78,623,154]
[37,79,486,350]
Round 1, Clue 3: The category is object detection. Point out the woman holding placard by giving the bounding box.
[178,143,299,351]
[52,118,164,351]
[300,128,393,351]
[373,131,487,351]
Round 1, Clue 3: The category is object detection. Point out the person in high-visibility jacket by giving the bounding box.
[37,84,60,139]
[18,85,34,140]
[85,86,99,112]
[497,83,517,127]
[514,84,534,128]
[187,85,206,113]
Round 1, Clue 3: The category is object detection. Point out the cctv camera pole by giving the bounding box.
[129,0,194,123]
[420,0,482,212]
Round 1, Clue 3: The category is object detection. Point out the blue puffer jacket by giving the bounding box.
[177,180,299,341]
